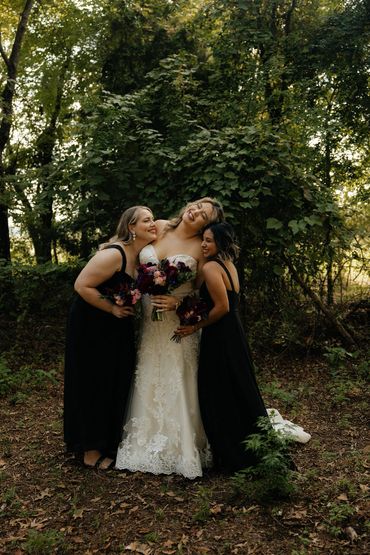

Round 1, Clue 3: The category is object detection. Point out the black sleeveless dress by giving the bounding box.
[63,245,135,458]
[198,260,268,472]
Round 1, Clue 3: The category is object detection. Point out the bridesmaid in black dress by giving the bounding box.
[64,206,157,470]
[175,222,268,472]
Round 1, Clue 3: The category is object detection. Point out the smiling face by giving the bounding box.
[130,208,157,242]
[183,202,216,232]
[201,228,218,259]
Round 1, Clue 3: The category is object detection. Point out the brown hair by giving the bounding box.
[166,197,224,232]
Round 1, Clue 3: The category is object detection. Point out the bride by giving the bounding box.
[115,198,225,478]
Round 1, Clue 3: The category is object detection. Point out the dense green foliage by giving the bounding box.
[0,0,369,349]
[0,260,82,317]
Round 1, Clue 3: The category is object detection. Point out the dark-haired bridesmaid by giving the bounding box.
[175,221,269,472]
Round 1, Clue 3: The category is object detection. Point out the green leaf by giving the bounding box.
[266,218,283,230]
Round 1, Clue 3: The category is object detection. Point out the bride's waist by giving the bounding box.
[145,286,195,301]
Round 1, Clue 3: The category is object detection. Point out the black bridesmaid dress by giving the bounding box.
[64,245,135,459]
[198,259,268,473]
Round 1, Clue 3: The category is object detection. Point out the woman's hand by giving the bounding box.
[151,295,179,312]
[111,305,135,318]
[174,324,198,338]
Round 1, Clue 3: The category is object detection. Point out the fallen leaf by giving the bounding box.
[210,503,223,515]
[34,488,52,500]
[73,508,85,519]
[29,518,49,530]
[0,458,6,468]
[287,508,307,519]
[196,530,204,538]
[345,526,358,542]
[359,484,369,493]
[162,540,175,548]
[337,493,349,501]
[242,505,258,514]
[125,542,152,554]
[72,537,85,544]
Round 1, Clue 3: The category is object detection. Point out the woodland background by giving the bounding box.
[0,1,369,554]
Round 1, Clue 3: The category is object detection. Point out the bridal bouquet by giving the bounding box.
[136,259,195,320]
[171,294,208,342]
[100,282,141,307]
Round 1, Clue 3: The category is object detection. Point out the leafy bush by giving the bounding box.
[325,502,355,537]
[323,346,353,375]
[231,417,298,502]
[0,358,59,399]
[0,356,14,396]
[260,380,297,410]
[0,261,83,318]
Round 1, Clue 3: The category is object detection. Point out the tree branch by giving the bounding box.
[283,255,357,347]
[8,0,35,73]
[0,32,10,68]
[284,0,297,36]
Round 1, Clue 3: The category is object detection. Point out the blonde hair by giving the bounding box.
[100,206,153,248]
[166,197,224,232]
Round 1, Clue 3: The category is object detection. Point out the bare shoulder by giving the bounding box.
[203,260,223,276]
[89,245,122,268]
[155,219,168,233]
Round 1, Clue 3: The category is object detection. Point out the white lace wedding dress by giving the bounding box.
[115,245,212,478]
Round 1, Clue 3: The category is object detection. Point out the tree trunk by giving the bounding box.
[324,122,335,305]
[25,48,71,264]
[284,257,357,348]
[0,0,35,260]
[257,0,297,126]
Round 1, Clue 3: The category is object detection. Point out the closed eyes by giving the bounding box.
[197,203,209,221]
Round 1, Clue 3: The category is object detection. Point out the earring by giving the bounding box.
[132,231,136,242]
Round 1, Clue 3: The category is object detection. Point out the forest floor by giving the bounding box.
[0,341,369,554]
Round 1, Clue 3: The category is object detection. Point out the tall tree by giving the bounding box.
[0,0,35,260]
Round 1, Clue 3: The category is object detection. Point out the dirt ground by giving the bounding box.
[0,352,368,555]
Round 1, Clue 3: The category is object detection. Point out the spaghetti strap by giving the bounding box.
[103,244,126,272]
[214,259,236,292]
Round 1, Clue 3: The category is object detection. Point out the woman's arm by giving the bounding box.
[74,249,134,318]
[175,261,229,337]
[195,250,207,289]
